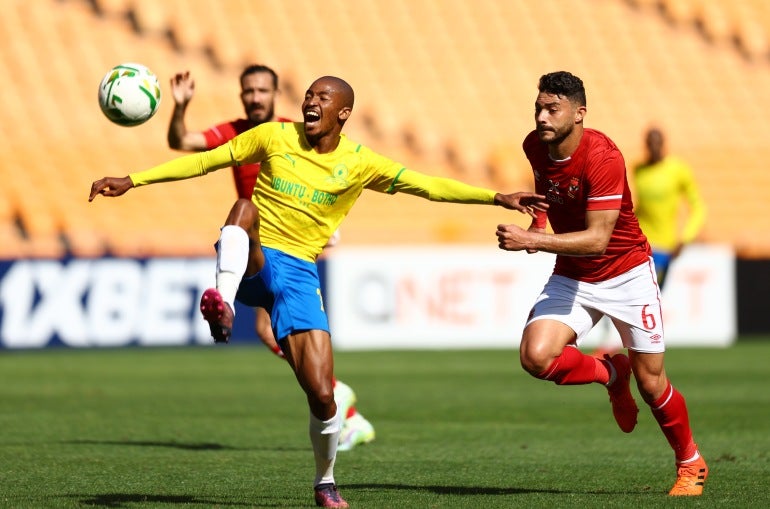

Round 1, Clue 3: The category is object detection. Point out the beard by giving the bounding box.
[247,104,275,125]
[537,123,573,145]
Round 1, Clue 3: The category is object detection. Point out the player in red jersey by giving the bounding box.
[167,65,374,451]
[496,71,707,496]
[167,65,292,199]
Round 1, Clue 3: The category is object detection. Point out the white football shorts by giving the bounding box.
[526,259,665,353]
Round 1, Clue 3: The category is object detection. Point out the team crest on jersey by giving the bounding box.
[567,177,580,198]
[326,164,350,187]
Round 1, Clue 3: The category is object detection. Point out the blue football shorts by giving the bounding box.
[235,247,329,341]
[652,250,673,282]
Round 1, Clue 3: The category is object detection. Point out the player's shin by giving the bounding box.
[650,382,698,462]
[309,409,341,487]
[535,345,611,385]
[216,225,249,309]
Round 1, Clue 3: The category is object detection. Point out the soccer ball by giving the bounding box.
[98,63,161,126]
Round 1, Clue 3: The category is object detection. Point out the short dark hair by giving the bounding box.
[538,71,586,107]
[240,64,278,90]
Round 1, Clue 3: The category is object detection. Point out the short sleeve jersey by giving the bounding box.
[523,128,651,282]
[203,116,292,199]
[228,122,407,261]
[633,155,705,252]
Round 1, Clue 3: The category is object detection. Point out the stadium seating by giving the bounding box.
[2,0,770,257]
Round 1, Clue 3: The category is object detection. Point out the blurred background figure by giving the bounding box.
[634,126,706,288]
[592,125,707,358]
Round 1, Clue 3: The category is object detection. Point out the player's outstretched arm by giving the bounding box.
[493,192,548,218]
[387,169,547,212]
[89,176,134,201]
[90,144,236,203]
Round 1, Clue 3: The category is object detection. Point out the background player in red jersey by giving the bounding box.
[167,65,374,451]
[496,71,708,496]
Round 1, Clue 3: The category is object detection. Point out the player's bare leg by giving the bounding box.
[519,319,577,376]
[520,318,637,431]
[256,272,374,452]
[255,306,286,357]
[281,329,348,508]
[630,351,707,495]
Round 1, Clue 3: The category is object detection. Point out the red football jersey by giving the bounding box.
[203,117,292,199]
[523,128,651,282]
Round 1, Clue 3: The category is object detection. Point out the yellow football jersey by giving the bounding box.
[633,155,706,252]
[131,122,496,261]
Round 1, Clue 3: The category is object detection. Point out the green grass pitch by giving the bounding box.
[1,341,768,508]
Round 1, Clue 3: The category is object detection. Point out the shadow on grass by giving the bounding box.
[68,493,255,507]
[62,439,306,452]
[347,483,653,496]
[65,485,655,508]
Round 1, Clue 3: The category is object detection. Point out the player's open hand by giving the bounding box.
[170,71,195,106]
[493,192,548,218]
[89,176,134,201]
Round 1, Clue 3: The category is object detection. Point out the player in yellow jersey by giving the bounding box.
[166,65,374,452]
[633,126,706,288]
[90,75,547,508]
[592,126,706,358]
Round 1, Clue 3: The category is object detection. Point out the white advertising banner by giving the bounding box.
[326,244,736,350]
[0,244,735,350]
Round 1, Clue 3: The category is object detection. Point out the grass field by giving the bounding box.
[1,341,768,508]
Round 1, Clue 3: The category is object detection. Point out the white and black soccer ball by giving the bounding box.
[98,63,161,127]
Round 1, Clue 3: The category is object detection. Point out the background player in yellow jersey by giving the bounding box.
[592,126,706,357]
[633,126,706,287]
[89,75,547,508]
[166,65,374,452]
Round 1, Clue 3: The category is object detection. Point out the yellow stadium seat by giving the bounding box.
[3,0,770,256]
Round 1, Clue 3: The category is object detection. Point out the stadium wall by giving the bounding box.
[0,244,739,349]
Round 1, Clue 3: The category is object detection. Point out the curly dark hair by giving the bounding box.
[240,64,279,90]
[538,71,586,107]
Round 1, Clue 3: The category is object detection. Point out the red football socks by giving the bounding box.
[537,346,611,385]
[650,382,698,462]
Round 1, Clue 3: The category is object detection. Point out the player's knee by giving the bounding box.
[234,197,255,211]
[309,383,336,409]
[634,371,668,404]
[226,198,259,228]
[301,369,336,407]
[519,343,553,377]
[629,353,668,403]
